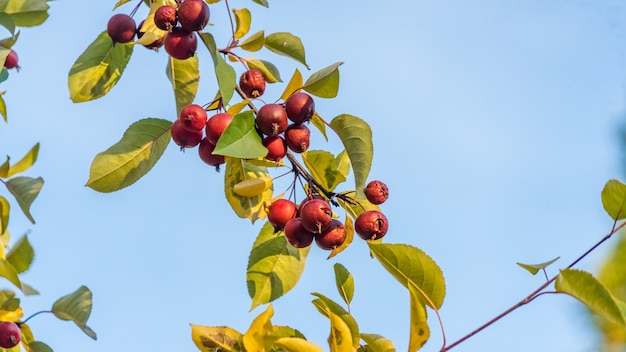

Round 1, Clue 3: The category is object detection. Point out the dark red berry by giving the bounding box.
[198,137,225,169]
[365,180,389,205]
[171,119,202,148]
[284,124,310,153]
[177,0,210,32]
[0,322,20,349]
[354,210,389,241]
[285,92,315,124]
[256,104,288,137]
[178,104,208,132]
[3,49,18,69]
[154,5,177,31]
[262,136,287,162]
[107,14,136,44]
[164,27,197,60]
[268,199,297,231]
[283,218,315,248]
[205,113,233,145]
[240,69,266,98]
[315,219,346,250]
[299,198,333,234]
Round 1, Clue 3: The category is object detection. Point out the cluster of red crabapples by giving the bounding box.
[268,180,390,251]
[106,0,209,59]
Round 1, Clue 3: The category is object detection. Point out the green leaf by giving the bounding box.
[0,14,16,35]
[273,337,324,352]
[247,222,310,309]
[240,30,264,52]
[199,32,236,106]
[6,235,33,274]
[0,143,39,178]
[310,112,328,141]
[68,31,134,103]
[0,32,19,50]
[246,58,281,83]
[29,341,53,352]
[602,179,626,220]
[556,269,626,327]
[301,150,347,192]
[0,0,49,27]
[52,286,97,340]
[86,118,171,193]
[225,160,273,223]
[408,284,430,351]
[0,92,6,122]
[0,196,9,234]
[264,32,309,69]
[252,0,269,7]
[214,110,267,159]
[0,69,8,85]
[5,176,43,224]
[279,69,303,101]
[191,324,243,352]
[269,325,306,340]
[311,293,360,349]
[303,62,343,98]
[233,8,251,40]
[333,263,354,306]
[516,256,560,275]
[360,333,396,352]
[330,115,373,199]
[166,54,199,114]
[113,0,133,9]
[0,259,20,290]
[368,243,446,310]
[243,304,275,351]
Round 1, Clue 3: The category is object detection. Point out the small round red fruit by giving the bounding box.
[154,5,177,31]
[365,180,389,205]
[283,218,315,248]
[205,113,233,145]
[0,322,20,349]
[268,199,297,231]
[171,119,202,148]
[107,14,136,44]
[198,137,225,168]
[164,27,197,60]
[3,49,18,69]
[285,92,315,124]
[315,219,346,250]
[177,0,210,32]
[178,104,207,132]
[284,124,310,153]
[240,69,266,98]
[299,198,333,234]
[354,210,389,241]
[256,104,288,137]
[262,136,287,162]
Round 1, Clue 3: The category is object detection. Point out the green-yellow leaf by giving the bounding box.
[0,259,20,290]
[360,333,396,352]
[227,99,250,116]
[327,215,353,259]
[113,0,133,9]
[233,8,251,40]
[0,196,9,234]
[215,111,267,159]
[246,58,281,83]
[225,159,273,223]
[368,243,446,310]
[264,32,309,69]
[279,69,303,101]
[327,309,353,352]
[5,176,43,224]
[6,235,33,274]
[240,30,264,52]
[0,93,6,122]
[166,51,199,114]
[28,341,53,352]
[302,150,347,192]
[311,293,360,349]
[1,143,39,178]
[602,179,626,220]
[408,285,430,351]
[273,337,324,352]
[190,324,243,352]
[516,256,560,275]
[199,32,236,105]
[247,222,310,309]
[330,114,373,199]
[68,31,133,103]
[556,269,626,327]
[86,118,171,193]
[0,0,49,27]
[243,304,275,352]
[252,0,268,7]
[303,62,343,98]
[52,286,97,340]
[333,263,354,306]
[0,14,16,35]
[310,112,328,141]
[234,176,272,197]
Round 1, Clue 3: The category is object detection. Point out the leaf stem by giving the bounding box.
[441,220,626,351]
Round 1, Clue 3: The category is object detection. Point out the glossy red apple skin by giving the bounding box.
[205,113,234,145]
[299,198,333,234]
[164,27,197,60]
[268,199,297,231]
[283,218,315,248]
[285,92,315,124]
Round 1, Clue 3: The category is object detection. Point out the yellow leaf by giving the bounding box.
[190,324,243,351]
[233,8,251,40]
[327,309,353,352]
[243,304,275,352]
[233,176,272,197]
[274,337,324,352]
[0,307,22,322]
[408,285,430,351]
[280,69,303,101]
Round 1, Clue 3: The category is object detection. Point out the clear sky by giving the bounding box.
[1,0,625,351]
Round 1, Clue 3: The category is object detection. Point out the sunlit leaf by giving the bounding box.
[135,1,167,46]
[602,179,626,220]
[269,325,306,340]
[0,92,6,122]
[52,286,97,340]
[243,304,275,351]
[166,53,199,114]
[0,259,20,290]
[246,58,281,83]
[333,263,354,305]
[113,0,133,9]
[28,341,53,352]
[199,32,236,105]
[1,0,49,27]
[225,159,273,223]
[311,293,360,349]
[227,100,250,116]
[280,69,303,101]
[191,324,243,352]
[408,285,430,351]
[247,222,310,309]
[301,150,347,192]
[310,112,328,141]
[264,32,309,69]
[214,110,267,159]
[5,176,43,224]
[252,0,269,7]
[68,31,133,103]
[240,30,264,52]
[0,196,9,234]
[368,243,446,310]
[86,118,171,193]
[327,215,353,259]
[327,309,353,352]
[233,8,251,40]
[516,256,560,275]
[273,337,323,352]
[2,143,39,178]
[6,235,33,274]
[303,62,342,98]
[360,333,396,352]
[0,14,16,35]
[556,269,626,327]
[234,176,272,197]
[330,114,373,199]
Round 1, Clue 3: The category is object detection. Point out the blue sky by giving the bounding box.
[1,0,625,351]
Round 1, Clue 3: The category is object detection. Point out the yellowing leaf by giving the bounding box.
[274,337,324,352]
[280,69,303,101]
[234,176,272,197]
[233,8,251,40]
[327,310,353,352]
[190,324,243,351]
[0,307,22,322]
[246,58,282,83]
[602,179,626,220]
[240,30,264,52]
[408,285,430,351]
[243,304,275,352]
[303,62,343,98]
[52,286,97,340]
[225,159,273,223]
[166,52,199,114]
[360,333,396,352]
[1,143,39,178]
[5,176,43,224]
[327,215,353,259]
[0,196,9,234]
